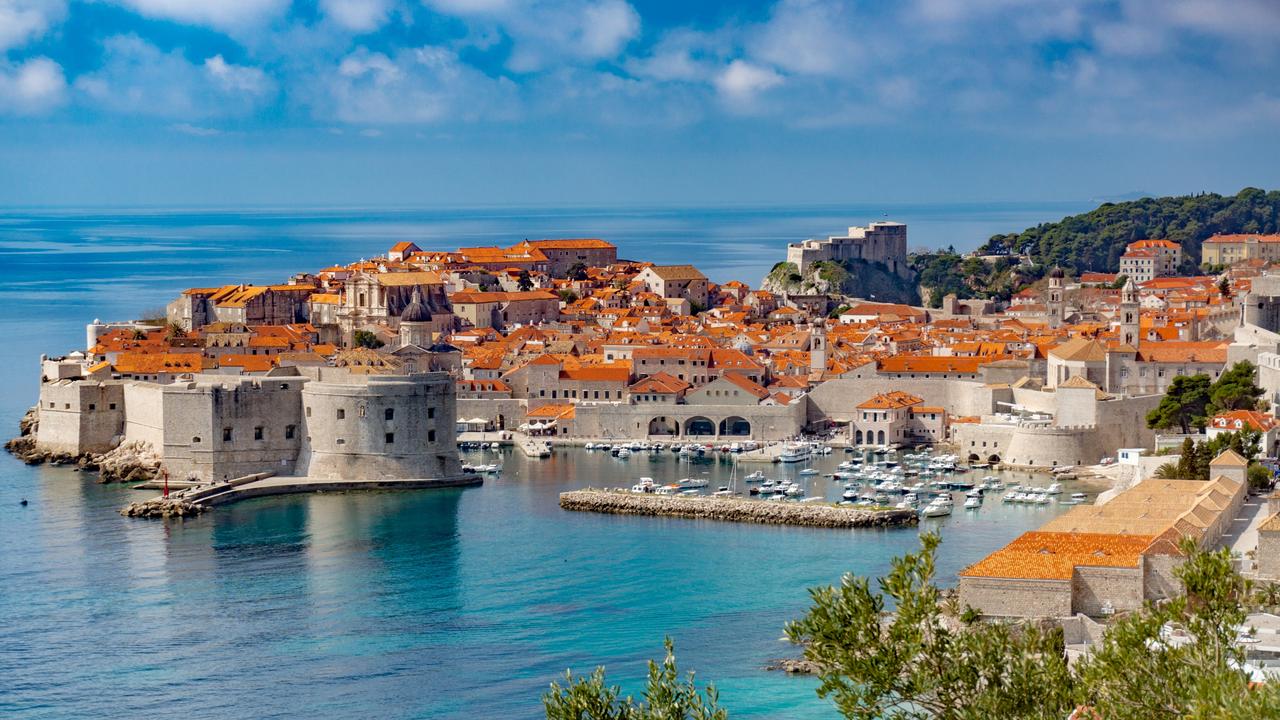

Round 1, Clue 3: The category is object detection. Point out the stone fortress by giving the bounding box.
[35,366,463,484]
[784,221,910,277]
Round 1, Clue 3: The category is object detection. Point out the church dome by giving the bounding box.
[400,289,430,323]
[1049,266,1065,279]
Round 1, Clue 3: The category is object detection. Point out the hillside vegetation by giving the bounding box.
[910,187,1280,304]
[979,187,1280,272]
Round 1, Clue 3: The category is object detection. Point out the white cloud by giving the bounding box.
[625,28,724,83]
[714,59,782,108]
[204,54,272,94]
[0,0,66,51]
[171,122,222,136]
[75,35,275,118]
[107,0,290,32]
[321,0,393,32]
[0,56,66,114]
[423,0,640,72]
[751,0,858,76]
[320,45,518,123]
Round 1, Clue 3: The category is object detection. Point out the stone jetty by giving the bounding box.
[120,497,206,519]
[559,489,918,529]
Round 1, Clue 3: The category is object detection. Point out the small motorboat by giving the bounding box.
[744,470,767,483]
[964,497,981,510]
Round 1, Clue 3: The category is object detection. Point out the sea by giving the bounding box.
[0,202,1092,719]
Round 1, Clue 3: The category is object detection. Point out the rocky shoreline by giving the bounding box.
[5,406,161,484]
[559,489,919,529]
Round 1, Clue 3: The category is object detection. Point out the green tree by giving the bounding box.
[353,329,384,349]
[1077,539,1280,717]
[568,262,590,281]
[548,536,1280,719]
[1146,374,1212,433]
[558,289,579,304]
[543,639,726,720]
[1219,276,1232,298]
[1208,361,1265,415]
[518,270,535,292]
[784,532,1078,719]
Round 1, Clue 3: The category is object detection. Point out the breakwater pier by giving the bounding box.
[559,489,918,528]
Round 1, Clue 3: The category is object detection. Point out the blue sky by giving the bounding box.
[1,0,1279,207]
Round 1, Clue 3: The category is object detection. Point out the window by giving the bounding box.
[285,425,295,440]
[254,426,264,441]
[88,403,95,410]
[192,436,201,444]
[64,403,70,409]
[280,383,289,390]
[428,430,436,442]
[385,408,394,421]
[223,427,233,442]
[428,408,435,419]
[337,408,345,420]
[109,403,116,410]
[336,438,345,445]
[385,432,395,444]
[306,406,312,417]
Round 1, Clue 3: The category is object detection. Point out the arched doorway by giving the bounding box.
[968,453,979,462]
[987,454,1001,464]
[648,417,678,435]
[876,430,885,445]
[855,429,864,444]
[684,416,715,436]
[718,416,751,436]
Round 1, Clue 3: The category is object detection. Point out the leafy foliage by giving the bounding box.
[1077,539,1280,718]
[978,187,1280,273]
[543,638,726,720]
[910,251,1031,307]
[518,270,535,292]
[1207,361,1265,416]
[1146,375,1211,433]
[549,536,1280,719]
[353,329,384,349]
[568,262,590,281]
[785,532,1077,719]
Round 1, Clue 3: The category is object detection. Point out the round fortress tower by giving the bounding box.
[299,372,461,480]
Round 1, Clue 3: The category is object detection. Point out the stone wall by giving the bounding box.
[1143,554,1185,600]
[957,576,1073,618]
[36,381,125,455]
[1258,530,1280,581]
[1072,566,1144,615]
[299,372,461,480]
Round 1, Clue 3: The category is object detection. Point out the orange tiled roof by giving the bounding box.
[959,531,1154,581]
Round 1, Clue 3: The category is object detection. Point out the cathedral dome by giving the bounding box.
[400,289,430,323]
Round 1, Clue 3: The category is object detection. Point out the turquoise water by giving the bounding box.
[0,204,1091,718]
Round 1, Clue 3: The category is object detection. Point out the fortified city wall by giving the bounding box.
[32,367,462,483]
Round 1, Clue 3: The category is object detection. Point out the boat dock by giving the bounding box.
[122,472,484,517]
[559,489,918,529]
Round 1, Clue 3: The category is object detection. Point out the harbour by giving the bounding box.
[2,442,1080,719]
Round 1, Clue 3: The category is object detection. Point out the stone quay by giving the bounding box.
[559,489,918,529]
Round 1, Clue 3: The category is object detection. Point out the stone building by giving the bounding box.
[849,391,946,446]
[449,290,560,330]
[1118,239,1181,283]
[167,283,316,331]
[1202,233,1280,267]
[635,265,710,312]
[784,221,908,276]
[336,271,454,342]
[32,366,462,483]
[959,458,1247,618]
[510,239,617,277]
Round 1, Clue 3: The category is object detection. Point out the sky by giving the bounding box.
[1,0,1279,207]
